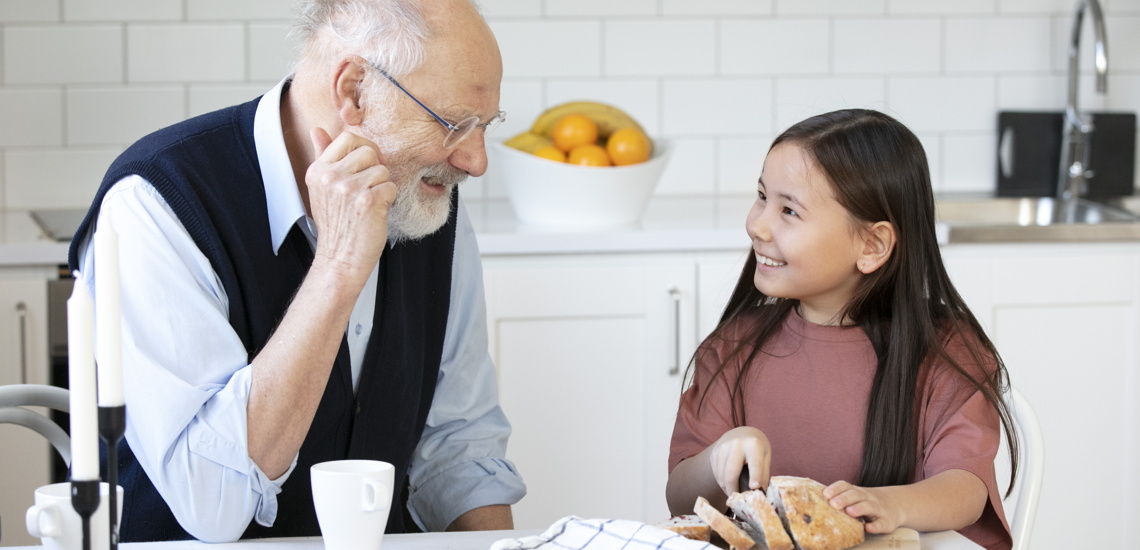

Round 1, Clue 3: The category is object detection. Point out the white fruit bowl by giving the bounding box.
[489,140,672,227]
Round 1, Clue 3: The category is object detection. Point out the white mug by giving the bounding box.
[26,482,123,550]
[311,460,394,550]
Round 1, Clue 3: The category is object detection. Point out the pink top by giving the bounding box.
[669,309,1012,550]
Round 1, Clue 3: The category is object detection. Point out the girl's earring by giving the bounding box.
[858,262,864,272]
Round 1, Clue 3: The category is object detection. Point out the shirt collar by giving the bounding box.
[254,76,308,256]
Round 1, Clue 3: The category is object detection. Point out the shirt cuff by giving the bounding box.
[407,457,527,532]
[250,454,298,527]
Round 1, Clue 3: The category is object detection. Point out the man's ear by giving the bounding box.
[856,221,896,274]
[332,56,370,127]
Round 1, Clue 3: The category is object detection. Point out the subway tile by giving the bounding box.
[998,75,1066,110]
[718,137,770,195]
[478,0,542,17]
[0,89,63,146]
[64,0,180,21]
[489,20,601,78]
[888,0,995,13]
[5,210,53,243]
[642,196,717,230]
[128,24,245,83]
[888,76,996,132]
[5,148,121,209]
[916,133,943,190]
[834,19,941,74]
[999,0,1074,13]
[654,138,716,196]
[1105,74,1140,114]
[775,77,887,131]
[777,0,886,14]
[483,155,508,198]
[663,78,772,136]
[187,0,294,20]
[546,0,658,16]
[188,84,271,118]
[497,80,544,138]
[1049,15,1139,74]
[943,134,997,192]
[0,1,59,22]
[605,20,715,77]
[67,86,186,145]
[4,26,122,84]
[460,173,485,202]
[721,20,829,76]
[946,17,1052,73]
[1109,0,1140,12]
[545,79,660,136]
[250,23,299,82]
[715,196,754,229]
[661,0,773,16]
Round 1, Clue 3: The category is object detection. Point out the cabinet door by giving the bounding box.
[0,278,52,547]
[485,258,696,529]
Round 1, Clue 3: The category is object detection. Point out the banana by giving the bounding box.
[531,101,646,141]
[503,131,553,154]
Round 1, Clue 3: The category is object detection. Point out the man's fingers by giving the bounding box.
[310,127,333,156]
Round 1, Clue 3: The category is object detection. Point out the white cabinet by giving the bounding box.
[483,255,698,529]
[0,269,54,547]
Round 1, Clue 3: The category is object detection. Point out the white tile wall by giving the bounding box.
[833,19,942,74]
[64,0,181,22]
[4,26,123,84]
[0,89,63,147]
[0,0,1136,221]
[128,24,244,83]
[720,20,830,76]
[4,148,121,209]
[604,20,716,77]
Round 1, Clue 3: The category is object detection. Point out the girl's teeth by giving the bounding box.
[755,253,786,267]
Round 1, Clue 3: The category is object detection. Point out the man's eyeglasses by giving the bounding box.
[369,63,505,149]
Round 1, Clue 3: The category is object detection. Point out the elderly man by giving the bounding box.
[67,0,524,542]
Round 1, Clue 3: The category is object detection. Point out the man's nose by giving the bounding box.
[448,130,489,177]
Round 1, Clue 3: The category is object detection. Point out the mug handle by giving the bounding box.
[361,478,390,512]
[26,503,62,538]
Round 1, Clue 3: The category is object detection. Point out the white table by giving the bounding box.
[9,528,982,550]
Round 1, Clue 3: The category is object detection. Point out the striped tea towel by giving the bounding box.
[489,516,717,550]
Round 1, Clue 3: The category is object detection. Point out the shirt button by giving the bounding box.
[355,323,363,336]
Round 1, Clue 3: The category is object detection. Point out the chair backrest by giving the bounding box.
[1000,387,1045,550]
[0,384,71,466]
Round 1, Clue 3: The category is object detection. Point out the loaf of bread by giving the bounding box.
[766,476,864,550]
[727,490,795,550]
[694,496,756,550]
[654,514,711,542]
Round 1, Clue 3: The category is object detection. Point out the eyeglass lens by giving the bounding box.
[442,112,505,149]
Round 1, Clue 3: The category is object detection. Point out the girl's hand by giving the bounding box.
[823,481,905,534]
[708,427,771,496]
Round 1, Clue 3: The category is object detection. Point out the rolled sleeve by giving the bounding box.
[408,456,526,532]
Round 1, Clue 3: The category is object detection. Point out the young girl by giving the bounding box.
[666,110,1017,550]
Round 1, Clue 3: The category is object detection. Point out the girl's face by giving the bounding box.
[746,143,867,325]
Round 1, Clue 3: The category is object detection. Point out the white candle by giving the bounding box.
[67,272,99,481]
[95,220,123,407]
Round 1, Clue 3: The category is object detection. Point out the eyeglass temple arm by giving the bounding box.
[372,65,457,131]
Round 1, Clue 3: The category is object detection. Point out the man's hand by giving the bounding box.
[305,128,398,288]
[824,481,905,534]
[708,426,771,496]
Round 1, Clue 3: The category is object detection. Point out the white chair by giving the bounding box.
[0,384,71,467]
[1000,387,1044,550]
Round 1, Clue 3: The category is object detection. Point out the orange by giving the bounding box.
[567,143,612,167]
[551,114,598,152]
[533,145,567,162]
[605,127,651,166]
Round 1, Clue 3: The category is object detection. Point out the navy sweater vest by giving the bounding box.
[68,96,455,541]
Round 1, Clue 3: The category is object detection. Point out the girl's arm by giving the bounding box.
[666,426,771,515]
[823,469,988,534]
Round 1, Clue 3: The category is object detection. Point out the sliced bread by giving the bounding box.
[766,476,865,550]
[654,514,711,542]
[694,496,756,550]
[727,490,795,550]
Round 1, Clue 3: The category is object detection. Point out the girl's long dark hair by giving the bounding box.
[689,109,1018,495]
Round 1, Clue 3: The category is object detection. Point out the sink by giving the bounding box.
[934,197,1140,243]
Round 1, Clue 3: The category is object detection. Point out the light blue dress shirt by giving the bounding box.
[75,78,525,542]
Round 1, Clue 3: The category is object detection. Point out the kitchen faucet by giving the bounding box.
[1057,0,1108,202]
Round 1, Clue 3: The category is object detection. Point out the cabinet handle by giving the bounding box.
[669,287,681,376]
[16,301,28,384]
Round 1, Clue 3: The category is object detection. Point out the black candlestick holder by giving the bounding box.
[99,405,125,550]
[71,479,99,550]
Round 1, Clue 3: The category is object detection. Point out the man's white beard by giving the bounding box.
[386,162,467,244]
